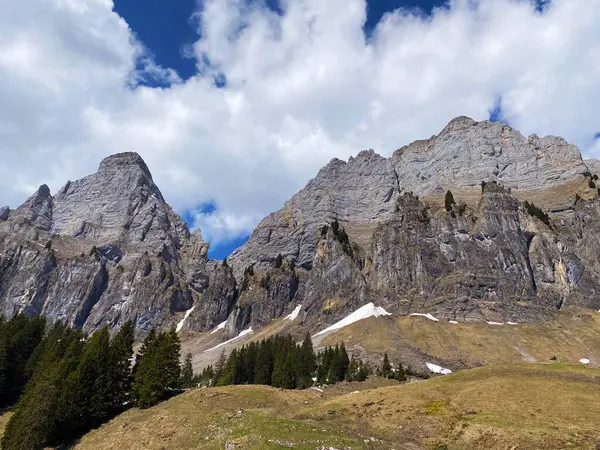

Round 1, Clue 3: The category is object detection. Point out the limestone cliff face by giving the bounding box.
[227,117,600,333]
[1,118,600,339]
[0,153,235,335]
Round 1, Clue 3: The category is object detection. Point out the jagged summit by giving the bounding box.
[1,116,600,342]
[98,151,154,180]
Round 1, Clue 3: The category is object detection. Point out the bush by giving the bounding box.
[589,179,596,189]
[260,274,270,290]
[274,254,283,269]
[444,190,455,212]
[524,201,550,226]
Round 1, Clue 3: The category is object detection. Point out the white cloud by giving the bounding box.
[1,0,600,246]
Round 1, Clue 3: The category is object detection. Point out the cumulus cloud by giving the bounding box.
[1,0,600,248]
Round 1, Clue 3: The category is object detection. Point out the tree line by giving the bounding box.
[0,315,182,450]
[195,334,409,389]
[1,315,418,449]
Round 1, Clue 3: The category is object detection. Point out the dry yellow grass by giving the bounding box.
[0,411,12,441]
[71,364,600,450]
[323,308,600,369]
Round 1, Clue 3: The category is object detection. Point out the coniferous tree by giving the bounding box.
[214,349,227,383]
[275,254,283,268]
[1,314,46,406]
[56,326,112,439]
[379,352,392,378]
[2,322,85,450]
[180,353,194,388]
[394,361,407,381]
[0,317,7,399]
[108,320,135,409]
[295,333,316,388]
[254,340,273,385]
[281,351,297,389]
[132,329,181,409]
[444,190,455,212]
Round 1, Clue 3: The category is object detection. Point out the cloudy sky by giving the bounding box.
[1,0,599,258]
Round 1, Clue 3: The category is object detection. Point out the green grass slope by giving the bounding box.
[67,364,600,450]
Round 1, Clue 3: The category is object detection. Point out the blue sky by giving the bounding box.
[113,0,450,258]
[2,0,599,263]
[114,0,450,259]
[114,0,447,84]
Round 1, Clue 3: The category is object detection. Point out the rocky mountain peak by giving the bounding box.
[98,152,153,179]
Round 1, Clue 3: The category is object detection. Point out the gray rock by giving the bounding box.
[2,117,600,340]
[393,117,589,195]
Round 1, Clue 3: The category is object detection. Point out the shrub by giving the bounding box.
[274,254,283,269]
[524,201,550,226]
[444,190,455,212]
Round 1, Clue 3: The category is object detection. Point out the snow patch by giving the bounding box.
[209,320,227,335]
[449,320,459,324]
[580,358,590,365]
[507,321,518,325]
[313,303,391,337]
[410,313,439,322]
[286,304,302,321]
[487,321,504,326]
[175,306,195,333]
[204,327,254,352]
[426,362,452,375]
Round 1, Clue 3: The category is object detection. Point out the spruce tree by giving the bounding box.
[1,314,46,406]
[254,340,273,385]
[444,190,455,212]
[379,352,392,378]
[2,322,85,450]
[180,353,194,388]
[394,361,406,382]
[275,254,283,268]
[296,333,316,388]
[108,320,135,409]
[214,349,227,383]
[281,351,297,389]
[132,329,181,409]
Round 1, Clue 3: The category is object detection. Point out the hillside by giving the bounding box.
[40,364,600,449]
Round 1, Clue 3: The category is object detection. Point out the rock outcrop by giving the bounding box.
[2,118,600,340]
[0,153,235,335]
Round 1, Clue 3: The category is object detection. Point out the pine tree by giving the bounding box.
[339,342,350,379]
[275,253,283,268]
[254,340,273,385]
[1,314,46,406]
[444,190,455,212]
[0,322,7,401]
[394,361,406,382]
[214,349,227,383]
[295,333,316,388]
[108,320,135,409]
[281,351,297,389]
[132,329,181,409]
[379,352,392,378]
[2,322,85,450]
[180,353,194,388]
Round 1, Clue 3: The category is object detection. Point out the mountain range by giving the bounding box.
[2,116,600,344]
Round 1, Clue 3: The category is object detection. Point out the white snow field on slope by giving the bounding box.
[409,313,439,322]
[175,306,196,332]
[313,303,391,337]
[209,320,227,334]
[426,362,452,375]
[286,304,302,321]
[205,327,254,353]
[580,358,590,365]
